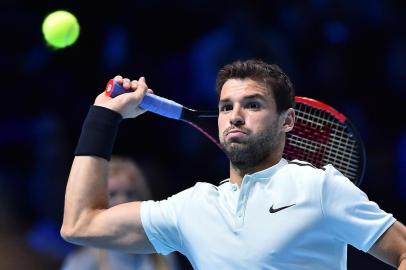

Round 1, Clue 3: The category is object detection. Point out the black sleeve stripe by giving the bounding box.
[218,179,229,185]
[288,161,326,171]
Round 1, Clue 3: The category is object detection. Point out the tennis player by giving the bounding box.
[61,60,406,269]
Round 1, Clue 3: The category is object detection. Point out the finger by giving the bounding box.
[123,78,131,89]
[147,88,154,94]
[127,77,148,105]
[131,80,138,90]
[113,75,123,83]
[136,77,148,95]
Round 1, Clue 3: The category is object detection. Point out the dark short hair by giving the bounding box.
[215,59,295,113]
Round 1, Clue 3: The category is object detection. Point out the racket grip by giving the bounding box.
[105,79,183,120]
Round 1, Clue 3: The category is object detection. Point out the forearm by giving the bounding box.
[61,105,122,239]
[61,156,109,235]
[61,76,151,249]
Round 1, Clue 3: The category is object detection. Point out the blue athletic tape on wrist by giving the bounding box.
[74,105,122,161]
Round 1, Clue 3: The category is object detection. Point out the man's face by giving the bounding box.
[107,173,138,207]
[218,79,284,168]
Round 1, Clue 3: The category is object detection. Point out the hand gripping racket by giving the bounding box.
[105,79,222,150]
[105,80,366,186]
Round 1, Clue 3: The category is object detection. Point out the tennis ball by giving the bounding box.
[42,10,80,49]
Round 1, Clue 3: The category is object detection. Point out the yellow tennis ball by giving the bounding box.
[42,10,80,49]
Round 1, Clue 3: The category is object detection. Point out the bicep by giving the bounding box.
[79,201,156,253]
[368,221,406,267]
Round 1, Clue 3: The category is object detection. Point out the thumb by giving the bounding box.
[130,77,149,101]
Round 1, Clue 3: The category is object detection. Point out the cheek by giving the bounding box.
[249,116,278,133]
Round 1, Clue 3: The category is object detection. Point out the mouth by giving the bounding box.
[227,129,246,135]
[224,129,248,140]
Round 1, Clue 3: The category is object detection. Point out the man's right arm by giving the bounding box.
[61,76,155,253]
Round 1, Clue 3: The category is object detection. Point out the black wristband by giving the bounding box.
[74,105,123,161]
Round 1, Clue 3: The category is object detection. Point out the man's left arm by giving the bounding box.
[368,221,406,269]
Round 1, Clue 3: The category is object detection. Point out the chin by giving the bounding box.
[226,137,248,145]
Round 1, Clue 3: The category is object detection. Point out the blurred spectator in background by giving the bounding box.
[61,156,180,270]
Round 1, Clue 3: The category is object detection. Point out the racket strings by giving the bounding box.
[296,109,359,161]
[284,103,361,183]
[296,115,359,178]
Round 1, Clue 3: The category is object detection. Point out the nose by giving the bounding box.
[229,106,245,126]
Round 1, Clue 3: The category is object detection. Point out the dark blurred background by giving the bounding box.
[0,0,405,269]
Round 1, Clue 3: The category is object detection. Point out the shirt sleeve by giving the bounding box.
[140,186,195,255]
[321,165,396,252]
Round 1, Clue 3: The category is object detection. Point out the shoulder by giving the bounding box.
[284,159,326,171]
[284,160,361,201]
[189,181,221,197]
[278,159,350,190]
[281,159,328,180]
[144,182,218,207]
[283,159,345,176]
[172,181,218,197]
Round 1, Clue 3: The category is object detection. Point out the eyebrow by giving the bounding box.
[219,94,267,104]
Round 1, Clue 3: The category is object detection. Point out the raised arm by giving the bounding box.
[61,76,155,253]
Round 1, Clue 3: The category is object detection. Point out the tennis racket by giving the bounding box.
[283,97,366,186]
[105,79,222,150]
[105,80,366,186]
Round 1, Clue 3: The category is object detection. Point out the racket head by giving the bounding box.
[283,96,366,186]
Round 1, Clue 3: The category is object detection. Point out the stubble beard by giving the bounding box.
[220,121,282,171]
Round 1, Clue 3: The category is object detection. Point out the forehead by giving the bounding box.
[108,173,136,189]
[219,79,273,101]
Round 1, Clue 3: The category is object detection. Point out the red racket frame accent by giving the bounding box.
[295,96,347,123]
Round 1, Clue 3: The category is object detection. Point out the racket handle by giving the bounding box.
[105,79,183,120]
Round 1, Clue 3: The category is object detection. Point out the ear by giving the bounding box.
[281,108,295,133]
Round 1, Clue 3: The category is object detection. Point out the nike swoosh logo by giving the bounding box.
[269,203,296,213]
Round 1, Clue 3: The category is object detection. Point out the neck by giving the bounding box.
[229,153,282,187]
[227,133,286,186]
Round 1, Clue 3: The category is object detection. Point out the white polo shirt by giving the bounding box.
[141,159,396,270]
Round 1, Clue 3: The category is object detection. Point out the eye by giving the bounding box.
[246,102,260,109]
[220,104,233,112]
[109,191,117,198]
[126,191,138,199]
